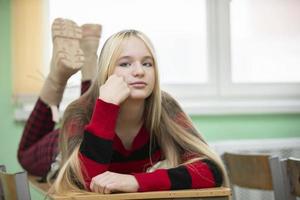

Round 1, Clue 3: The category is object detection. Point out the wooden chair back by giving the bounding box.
[0,165,31,200]
[281,157,300,200]
[222,152,285,200]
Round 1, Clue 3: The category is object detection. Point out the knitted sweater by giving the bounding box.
[79,99,223,192]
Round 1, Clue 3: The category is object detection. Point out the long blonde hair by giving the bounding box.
[49,30,228,195]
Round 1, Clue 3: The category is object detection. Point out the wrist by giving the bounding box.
[98,97,119,105]
[129,175,139,192]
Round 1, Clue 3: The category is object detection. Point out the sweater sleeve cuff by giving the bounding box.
[133,170,171,192]
[85,99,120,139]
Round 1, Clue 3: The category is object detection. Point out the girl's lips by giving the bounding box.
[129,82,147,88]
[129,81,147,85]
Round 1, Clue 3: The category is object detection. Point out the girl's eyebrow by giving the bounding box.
[118,55,153,60]
[143,56,154,60]
[118,56,131,60]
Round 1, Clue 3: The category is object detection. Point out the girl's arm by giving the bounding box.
[130,92,222,192]
[79,99,120,187]
[79,75,130,188]
[133,158,223,192]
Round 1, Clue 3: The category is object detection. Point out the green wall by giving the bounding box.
[191,114,300,141]
[0,0,21,172]
[0,0,299,199]
[0,0,41,199]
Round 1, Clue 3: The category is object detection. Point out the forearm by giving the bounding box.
[133,159,222,192]
[79,99,120,187]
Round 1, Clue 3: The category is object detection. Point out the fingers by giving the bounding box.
[107,74,126,83]
[103,185,112,194]
[99,74,130,105]
[90,172,113,194]
[91,182,112,194]
[91,178,106,193]
[90,172,139,194]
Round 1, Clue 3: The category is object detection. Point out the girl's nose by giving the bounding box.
[132,62,145,77]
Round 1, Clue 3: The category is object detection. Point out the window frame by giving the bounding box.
[161,0,300,115]
[218,0,300,98]
[14,0,300,121]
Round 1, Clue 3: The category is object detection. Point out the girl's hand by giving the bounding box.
[99,74,130,105]
[90,171,139,194]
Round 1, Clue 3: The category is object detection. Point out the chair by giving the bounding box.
[0,165,31,200]
[281,157,300,200]
[28,175,231,200]
[222,152,285,200]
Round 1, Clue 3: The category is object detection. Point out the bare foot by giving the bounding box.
[80,24,102,80]
[50,18,84,83]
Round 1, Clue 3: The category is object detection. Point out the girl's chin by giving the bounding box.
[129,91,152,100]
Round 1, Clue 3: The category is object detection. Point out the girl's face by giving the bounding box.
[113,37,155,100]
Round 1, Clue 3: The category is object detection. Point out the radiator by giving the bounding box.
[209,137,300,200]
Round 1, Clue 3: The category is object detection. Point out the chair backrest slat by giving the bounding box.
[282,157,300,200]
[0,165,6,200]
[287,158,300,197]
[0,165,31,200]
[223,153,273,189]
[268,156,286,200]
[0,172,19,200]
[223,152,286,200]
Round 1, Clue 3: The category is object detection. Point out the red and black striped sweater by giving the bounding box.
[79,99,223,192]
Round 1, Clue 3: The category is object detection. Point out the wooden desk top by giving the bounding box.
[28,175,231,200]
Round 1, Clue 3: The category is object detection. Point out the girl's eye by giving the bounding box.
[119,62,131,67]
[143,62,153,67]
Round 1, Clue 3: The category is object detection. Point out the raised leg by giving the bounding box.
[18,18,84,176]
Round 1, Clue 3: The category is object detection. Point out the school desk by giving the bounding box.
[28,175,231,200]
